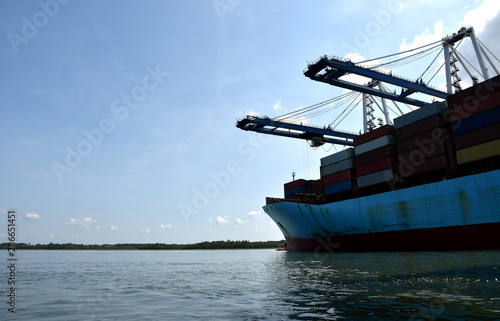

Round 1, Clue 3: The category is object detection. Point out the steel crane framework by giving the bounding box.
[236,27,497,147]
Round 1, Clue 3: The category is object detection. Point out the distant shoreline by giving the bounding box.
[0,240,286,250]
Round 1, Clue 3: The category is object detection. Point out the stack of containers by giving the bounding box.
[354,125,396,188]
[447,75,500,165]
[284,179,320,198]
[284,179,307,197]
[318,148,355,195]
[394,102,449,178]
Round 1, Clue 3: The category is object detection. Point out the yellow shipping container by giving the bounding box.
[456,138,500,164]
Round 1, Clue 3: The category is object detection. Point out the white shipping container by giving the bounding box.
[357,169,394,188]
[354,135,395,156]
[320,148,355,166]
[320,158,355,177]
[394,102,446,129]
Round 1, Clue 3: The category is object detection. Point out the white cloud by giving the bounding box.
[252,225,264,232]
[273,100,283,111]
[160,223,172,229]
[399,20,443,53]
[235,218,247,225]
[344,52,366,63]
[209,216,230,224]
[66,217,97,229]
[140,228,151,234]
[110,225,120,231]
[49,234,54,238]
[25,212,40,220]
[248,210,261,218]
[460,0,500,34]
[215,216,230,224]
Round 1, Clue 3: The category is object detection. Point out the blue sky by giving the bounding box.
[1,0,499,245]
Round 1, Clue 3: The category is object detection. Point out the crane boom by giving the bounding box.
[304,56,448,107]
[236,115,357,146]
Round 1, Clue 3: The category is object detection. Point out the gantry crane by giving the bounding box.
[236,26,498,146]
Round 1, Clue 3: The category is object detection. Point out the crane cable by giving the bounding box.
[274,91,357,121]
[477,37,500,64]
[355,38,442,65]
[329,93,362,128]
[369,43,442,70]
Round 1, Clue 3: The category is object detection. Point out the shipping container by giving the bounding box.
[318,169,353,186]
[396,128,448,153]
[397,154,448,178]
[353,124,395,147]
[320,148,354,166]
[449,90,500,122]
[357,169,394,188]
[355,145,395,166]
[395,114,446,141]
[446,74,500,109]
[320,158,355,177]
[324,180,352,195]
[398,143,446,165]
[285,186,306,197]
[453,123,500,150]
[354,135,395,155]
[456,138,500,165]
[451,106,500,136]
[393,102,445,129]
[356,157,393,177]
[311,185,324,195]
[446,139,457,169]
[284,179,306,191]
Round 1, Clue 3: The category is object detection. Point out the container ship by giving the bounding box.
[237,27,500,251]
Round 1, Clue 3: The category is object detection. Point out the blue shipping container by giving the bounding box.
[285,186,306,197]
[324,180,352,195]
[451,105,500,136]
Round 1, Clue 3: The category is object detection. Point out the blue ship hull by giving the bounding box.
[264,170,500,251]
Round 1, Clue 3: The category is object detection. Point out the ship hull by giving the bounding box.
[264,170,500,252]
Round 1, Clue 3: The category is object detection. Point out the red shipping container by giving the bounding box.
[355,145,395,166]
[398,143,446,165]
[446,74,500,109]
[453,122,500,150]
[395,114,447,142]
[397,154,448,178]
[356,156,393,177]
[449,90,500,122]
[317,169,353,186]
[353,124,395,147]
[396,128,448,153]
[284,179,306,191]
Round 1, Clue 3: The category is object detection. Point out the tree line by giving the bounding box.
[0,240,286,250]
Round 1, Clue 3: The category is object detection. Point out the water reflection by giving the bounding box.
[263,251,500,320]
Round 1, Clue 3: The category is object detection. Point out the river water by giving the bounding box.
[1,249,499,320]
